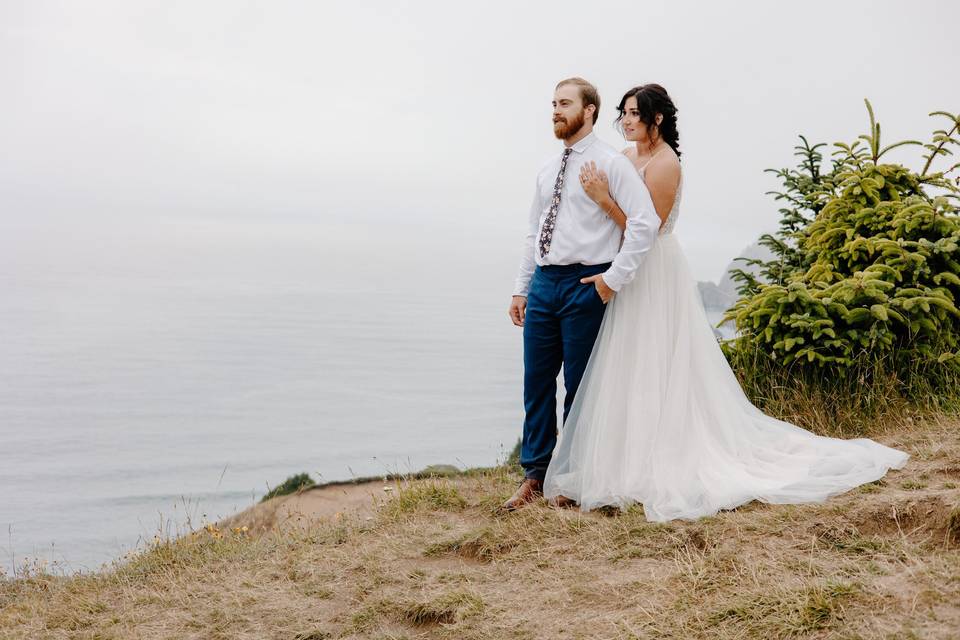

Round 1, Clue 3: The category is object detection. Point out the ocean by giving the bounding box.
[0,217,526,575]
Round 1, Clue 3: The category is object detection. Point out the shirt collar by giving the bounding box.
[566,131,597,154]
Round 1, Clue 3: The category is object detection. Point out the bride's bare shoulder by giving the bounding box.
[645,150,682,191]
[621,146,636,159]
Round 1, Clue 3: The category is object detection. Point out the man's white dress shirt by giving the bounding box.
[513,131,660,297]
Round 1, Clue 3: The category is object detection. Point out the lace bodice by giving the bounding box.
[638,165,682,235]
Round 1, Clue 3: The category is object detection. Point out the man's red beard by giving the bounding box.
[553,108,586,140]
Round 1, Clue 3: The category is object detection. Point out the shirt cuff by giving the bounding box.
[601,269,625,292]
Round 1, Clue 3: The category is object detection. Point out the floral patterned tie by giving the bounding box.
[538,147,573,258]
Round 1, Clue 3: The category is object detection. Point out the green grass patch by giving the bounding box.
[380,480,467,518]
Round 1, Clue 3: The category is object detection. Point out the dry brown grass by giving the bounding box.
[2,418,959,639]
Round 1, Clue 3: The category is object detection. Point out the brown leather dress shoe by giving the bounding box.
[548,494,578,509]
[499,478,543,512]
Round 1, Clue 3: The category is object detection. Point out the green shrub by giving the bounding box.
[724,101,960,419]
[260,472,316,503]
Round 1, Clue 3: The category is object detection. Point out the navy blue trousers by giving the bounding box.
[521,262,610,481]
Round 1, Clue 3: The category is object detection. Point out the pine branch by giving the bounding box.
[877,139,923,160]
[920,112,960,176]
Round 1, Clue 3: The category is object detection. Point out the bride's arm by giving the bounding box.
[579,161,627,230]
[580,158,681,230]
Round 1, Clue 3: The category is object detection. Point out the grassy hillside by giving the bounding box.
[2,417,958,639]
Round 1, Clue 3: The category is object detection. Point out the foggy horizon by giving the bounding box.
[4,1,959,286]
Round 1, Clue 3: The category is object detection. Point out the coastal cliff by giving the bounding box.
[2,417,958,639]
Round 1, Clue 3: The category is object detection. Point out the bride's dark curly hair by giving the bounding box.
[615,84,681,159]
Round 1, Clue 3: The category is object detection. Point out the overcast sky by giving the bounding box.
[2,0,958,285]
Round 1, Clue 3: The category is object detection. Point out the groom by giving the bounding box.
[503,77,661,511]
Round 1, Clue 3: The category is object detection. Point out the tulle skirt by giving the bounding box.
[543,233,909,522]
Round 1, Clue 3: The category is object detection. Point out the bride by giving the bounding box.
[542,83,909,521]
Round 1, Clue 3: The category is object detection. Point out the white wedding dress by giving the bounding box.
[543,166,909,522]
